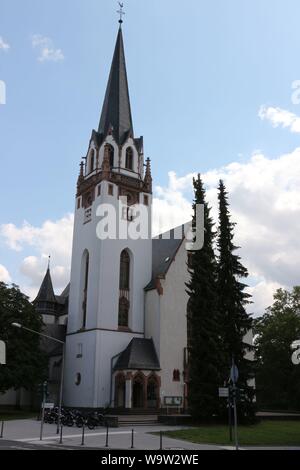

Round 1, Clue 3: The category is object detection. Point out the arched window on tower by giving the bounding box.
[107,145,114,168]
[81,250,90,329]
[89,150,95,174]
[118,249,130,328]
[125,147,133,170]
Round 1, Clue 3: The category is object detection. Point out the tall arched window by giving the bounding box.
[125,147,133,170]
[119,250,130,290]
[89,150,95,174]
[118,250,130,328]
[81,250,89,329]
[107,145,114,168]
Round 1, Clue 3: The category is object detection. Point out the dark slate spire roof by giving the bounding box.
[114,338,160,371]
[34,268,56,304]
[98,26,134,144]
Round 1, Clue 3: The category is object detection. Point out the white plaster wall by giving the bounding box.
[64,331,97,407]
[65,138,152,407]
[68,176,152,331]
[244,329,255,361]
[145,289,161,358]
[64,330,144,408]
[159,241,189,401]
[42,315,56,325]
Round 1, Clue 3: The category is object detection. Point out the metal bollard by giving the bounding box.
[105,425,109,448]
[81,423,85,446]
[131,429,134,449]
[0,421,4,439]
[59,425,63,444]
[160,431,163,450]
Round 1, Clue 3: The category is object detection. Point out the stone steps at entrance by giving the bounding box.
[116,415,159,426]
[111,408,160,416]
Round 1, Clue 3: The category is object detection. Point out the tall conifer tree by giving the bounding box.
[217,180,255,419]
[186,175,222,419]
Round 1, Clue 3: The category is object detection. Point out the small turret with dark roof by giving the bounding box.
[34,264,57,316]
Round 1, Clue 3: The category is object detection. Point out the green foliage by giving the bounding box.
[186,175,222,419]
[161,421,300,446]
[0,282,48,394]
[216,180,255,420]
[255,287,300,410]
[186,178,255,421]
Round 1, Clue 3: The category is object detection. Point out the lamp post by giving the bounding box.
[12,323,65,435]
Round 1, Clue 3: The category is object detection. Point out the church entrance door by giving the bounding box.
[132,377,144,408]
[115,374,126,408]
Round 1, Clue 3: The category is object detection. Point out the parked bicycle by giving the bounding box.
[44,407,108,429]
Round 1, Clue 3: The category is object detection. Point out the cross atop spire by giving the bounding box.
[117,2,125,25]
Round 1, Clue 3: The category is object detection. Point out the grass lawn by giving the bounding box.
[0,410,37,421]
[161,421,300,446]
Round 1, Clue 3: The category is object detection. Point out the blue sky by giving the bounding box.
[1,0,300,312]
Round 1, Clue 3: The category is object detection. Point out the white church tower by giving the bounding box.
[64,23,153,408]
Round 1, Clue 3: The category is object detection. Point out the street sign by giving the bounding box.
[0,340,6,365]
[44,403,55,409]
[219,387,229,398]
[230,364,239,384]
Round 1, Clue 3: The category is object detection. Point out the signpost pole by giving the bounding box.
[230,358,239,451]
[233,383,238,451]
[228,389,233,442]
[39,382,47,441]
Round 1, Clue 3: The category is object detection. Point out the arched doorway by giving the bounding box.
[115,373,126,408]
[147,375,160,409]
[132,374,145,408]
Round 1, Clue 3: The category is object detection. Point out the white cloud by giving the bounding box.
[247,280,283,315]
[0,37,10,52]
[0,214,73,297]
[31,34,64,62]
[153,148,300,315]
[259,105,300,133]
[0,264,11,283]
[152,172,194,236]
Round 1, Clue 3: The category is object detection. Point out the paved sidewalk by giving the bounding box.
[1,419,300,451]
[0,419,220,450]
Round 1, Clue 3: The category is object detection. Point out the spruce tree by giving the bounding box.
[217,180,255,420]
[186,175,222,419]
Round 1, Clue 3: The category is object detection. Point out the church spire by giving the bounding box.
[98,25,134,145]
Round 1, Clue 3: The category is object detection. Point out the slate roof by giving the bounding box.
[114,338,160,371]
[98,26,134,145]
[34,268,56,304]
[60,283,70,299]
[145,226,186,291]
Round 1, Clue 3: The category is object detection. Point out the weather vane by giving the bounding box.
[117,2,125,24]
